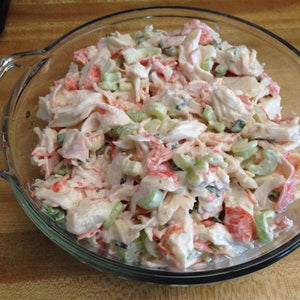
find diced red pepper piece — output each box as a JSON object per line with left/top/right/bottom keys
{"left": 224, "top": 206, "right": 254, "bottom": 241}
{"left": 97, "top": 238, "right": 107, "bottom": 249}
{"left": 111, "top": 48, "right": 123, "bottom": 59}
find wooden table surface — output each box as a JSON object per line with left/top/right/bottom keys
{"left": 0, "top": 1, "right": 299, "bottom": 299}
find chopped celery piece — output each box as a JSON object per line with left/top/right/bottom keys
{"left": 159, "top": 118, "right": 176, "bottom": 134}
{"left": 144, "top": 32, "right": 152, "bottom": 40}
{"left": 134, "top": 26, "right": 153, "bottom": 44}
{"left": 144, "top": 119, "right": 161, "bottom": 133}
{"left": 99, "top": 81, "right": 118, "bottom": 91}
{"left": 203, "top": 107, "right": 225, "bottom": 132}
{"left": 120, "top": 238, "right": 144, "bottom": 264}
{"left": 41, "top": 205, "right": 65, "bottom": 222}
{"left": 174, "top": 186, "right": 188, "bottom": 194}
{"left": 172, "top": 153, "right": 193, "bottom": 170}
{"left": 232, "top": 139, "right": 258, "bottom": 153}
{"left": 214, "top": 122, "right": 225, "bottom": 133}
{"left": 123, "top": 47, "right": 162, "bottom": 64}
{"left": 186, "top": 168, "right": 202, "bottom": 186}
{"left": 203, "top": 106, "right": 215, "bottom": 122}
{"left": 134, "top": 30, "right": 144, "bottom": 42}
{"left": 205, "top": 185, "right": 221, "bottom": 197}
{"left": 102, "top": 71, "right": 121, "bottom": 82}
{"left": 230, "top": 119, "right": 246, "bottom": 133}
{"left": 246, "top": 149, "right": 278, "bottom": 176}
{"left": 215, "top": 62, "right": 228, "bottom": 77}
{"left": 194, "top": 159, "right": 209, "bottom": 171}
{"left": 119, "top": 82, "right": 133, "bottom": 92}
{"left": 255, "top": 210, "right": 275, "bottom": 243}
{"left": 122, "top": 158, "right": 142, "bottom": 177}
{"left": 144, "top": 238, "right": 159, "bottom": 258}
{"left": 232, "top": 139, "right": 258, "bottom": 160}
{"left": 113, "top": 123, "right": 138, "bottom": 139}
{"left": 144, "top": 25, "right": 153, "bottom": 32}
{"left": 138, "top": 189, "right": 164, "bottom": 210}
{"left": 54, "top": 162, "right": 68, "bottom": 176}
{"left": 103, "top": 201, "right": 124, "bottom": 229}
{"left": 143, "top": 25, "right": 154, "bottom": 40}
{"left": 253, "top": 105, "right": 268, "bottom": 123}
{"left": 203, "top": 153, "right": 224, "bottom": 166}
{"left": 54, "top": 168, "right": 67, "bottom": 176}
{"left": 235, "top": 147, "right": 258, "bottom": 160}
{"left": 57, "top": 133, "right": 65, "bottom": 146}
{"left": 201, "top": 57, "right": 214, "bottom": 72}
{"left": 146, "top": 102, "right": 167, "bottom": 120}
{"left": 127, "top": 109, "right": 148, "bottom": 122}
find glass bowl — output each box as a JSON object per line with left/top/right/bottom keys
{"left": 0, "top": 6, "right": 299, "bottom": 285}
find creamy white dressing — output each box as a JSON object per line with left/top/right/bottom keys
{"left": 31, "top": 19, "right": 298, "bottom": 271}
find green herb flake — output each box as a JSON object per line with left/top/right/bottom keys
{"left": 158, "top": 41, "right": 164, "bottom": 48}
{"left": 120, "top": 176, "right": 127, "bottom": 184}
{"left": 115, "top": 241, "right": 128, "bottom": 249}
{"left": 211, "top": 217, "right": 222, "bottom": 224}
{"left": 57, "top": 133, "right": 65, "bottom": 146}
{"left": 41, "top": 205, "right": 65, "bottom": 222}
{"left": 205, "top": 185, "right": 221, "bottom": 197}
{"left": 230, "top": 119, "right": 246, "bottom": 133}
{"left": 175, "top": 98, "right": 189, "bottom": 111}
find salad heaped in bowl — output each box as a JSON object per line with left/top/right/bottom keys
{"left": 30, "top": 19, "right": 299, "bottom": 271}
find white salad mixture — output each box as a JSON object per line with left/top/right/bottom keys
{"left": 31, "top": 20, "right": 300, "bottom": 270}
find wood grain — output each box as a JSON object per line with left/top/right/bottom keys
{"left": 0, "top": 1, "right": 299, "bottom": 299}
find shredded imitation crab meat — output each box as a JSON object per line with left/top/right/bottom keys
{"left": 31, "top": 20, "right": 299, "bottom": 271}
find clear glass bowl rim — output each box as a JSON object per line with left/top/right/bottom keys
{"left": 0, "top": 6, "right": 299, "bottom": 285}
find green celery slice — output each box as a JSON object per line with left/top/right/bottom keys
{"left": 103, "top": 201, "right": 124, "bottom": 229}
{"left": 255, "top": 210, "right": 275, "bottom": 243}
{"left": 247, "top": 149, "right": 278, "bottom": 176}
{"left": 138, "top": 189, "right": 164, "bottom": 210}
